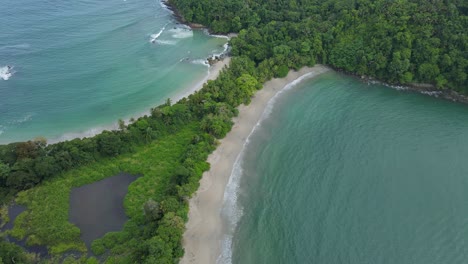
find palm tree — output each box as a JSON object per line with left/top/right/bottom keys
{"left": 145, "top": 127, "right": 153, "bottom": 144}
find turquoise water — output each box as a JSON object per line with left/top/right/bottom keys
{"left": 228, "top": 72, "right": 468, "bottom": 263}
{"left": 0, "top": 0, "right": 226, "bottom": 143}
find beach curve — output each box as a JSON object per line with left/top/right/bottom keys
{"left": 180, "top": 65, "right": 330, "bottom": 264}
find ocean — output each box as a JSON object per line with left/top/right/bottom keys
{"left": 0, "top": 0, "right": 226, "bottom": 143}
{"left": 225, "top": 72, "right": 468, "bottom": 263}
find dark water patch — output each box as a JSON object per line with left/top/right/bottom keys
{"left": 1, "top": 204, "right": 48, "bottom": 256}
{"left": 1, "top": 204, "right": 26, "bottom": 231}
{"left": 5, "top": 236, "right": 49, "bottom": 257}
{"left": 69, "top": 173, "right": 138, "bottom": 248}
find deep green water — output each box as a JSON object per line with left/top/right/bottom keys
{"left": 0, "top": 0, "right": 226, "bottom": 143}
{"left": 225, "top": 72, "right": 468, "bottom": 264}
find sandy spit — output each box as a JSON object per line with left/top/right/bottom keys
{"left": 180, "top": 65, "right": 330, "bottom": 264}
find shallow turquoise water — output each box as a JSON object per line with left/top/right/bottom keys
{"left": 0, "top": 0, "right": 226, "bottom": 143}
{"left": 228, "top": 72, "right": 468, "bottom": 264}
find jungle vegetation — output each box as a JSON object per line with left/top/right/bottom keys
{"left": 0, "top": 0, "right": 466, "bottom": 263}
{"left": 170, "top": 0, "right": 467, "bottom": 91}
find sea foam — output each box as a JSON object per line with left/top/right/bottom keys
{"left": 154, "top": 39, "right": 177, "bottom": 45}
{"left": 0, "top": 65, "right": 14, "bottom": 81}
{"left": 11, "top": 113, "right": 34, "bottom": 125}
{"left": 150, "top": 23, "right": 168, "bottom": 43}
{"left": 191, "top": 59, "right": 210, "bottom": 67}
{"left": 159, "top": 0, "right": 174, "bottom": 14}
{"left": 210, "top": 43, "right": 230, "bottom": 60}
{"left": 169, "top": 27, "right": 193, "bottom": 39}
{"left": 217, "top": 70, "right": 327, "bottom": 264}
{"left": 202, "top": 29, "right": 230, "bottom": 40}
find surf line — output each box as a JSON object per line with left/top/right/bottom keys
{"left": 150, "top": 23, "right": 169, "bottom": 43}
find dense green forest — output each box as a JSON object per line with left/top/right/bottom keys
{"left": 171, "top": 0, "right": 467, "bottom": 91}
{"left": 0, "top": 0, "right": 466, "bottom": 263}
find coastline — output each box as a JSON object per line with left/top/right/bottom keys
{"left": 180, "top": 65, "right": 330, "bottom": 264}
{"left": 172, "top": 57, "right": 231, "bottom": 104}
{"left": 45, "top": 58, "right": 230, "bottom": 144}
{"left": 329, "top": 67, "right": 468, "bottom": 104}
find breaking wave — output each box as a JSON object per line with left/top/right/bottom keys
{"left": 159, "top": 0, "right": 174, "bottom": 14}
{"left": 169, "top": 26, "right": 193, "bottom": 39}
{"left": 150, "top": 23, "right": 169, "bottom": 43}
{"left": 0, "top": 65, "right": 14, "bottom": 81}
{"left": 191, "top": 59, "right": 210, "bottom": 67}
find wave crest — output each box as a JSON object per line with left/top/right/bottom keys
{"left": 150, "top": 23, "right": 169, "bottom": 43}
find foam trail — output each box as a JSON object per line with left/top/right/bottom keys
{"left": 169, "top": 27, "right": 193, "bottom": 39}
{"left": 202, "top": 29, "right": 231, "bottom": 40}
{"left": 191, "top": 59, "right": 210, "bottom": 67}
{"left": 10, "top": 113, "right": 35, "bottom": 125}
{"left": 154, "top": 39, "right": 177, "bottom": 45}
{"left": 0, "top": 65, "right": 14, "bottom": 81}
{"left": 217, "top": 69, "right": 329, "bottom": 264}
{"left": 150, "top": 23, "right": 169, "bottom": 43}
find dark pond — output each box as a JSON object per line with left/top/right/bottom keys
{"left": 69, "top": 173, "right": 138, "bottom": 247}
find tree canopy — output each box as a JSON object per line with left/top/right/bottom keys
{"left": 170, "top": 0, "right": 468, "bottom": 91}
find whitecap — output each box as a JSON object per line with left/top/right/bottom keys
{"left": 159, "top": 0, "right": 174, "bottom": 14}
{"left": 10, "top": 113, "right": 34, "bottom": 125}
{"left": 217, "top": 67, "right": 330, "bottom": 264}
{"left": 149, "top": 23, "right": 169, "bottom": 43}
{"left": 154, "top": 39, "right": 177, "bottom": 45}
{"left": 209, "top": 43, "right": 230, "bottom": 60}
{"left": 0, "top": 65, "right": 14, "bottom": 81}
{"left": 191, "top": 59, "right": 210, "bottom": 67}
{"left": 169, "top": 27, "right": 193, "bottom": 39}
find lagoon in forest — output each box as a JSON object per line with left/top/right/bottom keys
{"left": 69, "top": 173, "right": 138, "bottom": 248}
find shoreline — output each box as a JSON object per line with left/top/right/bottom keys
{"left": 329, "top": 67, "right": 468, "bottom": 104}
{"left": 42, "top": 58, "right": 230, "bottom": 145}
{"left": 180, "top": 65, "right": 330, "bottom": 264}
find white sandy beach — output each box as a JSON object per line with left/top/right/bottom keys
{"left": 180, "top": 65, "right": 330, "bottom": 264}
